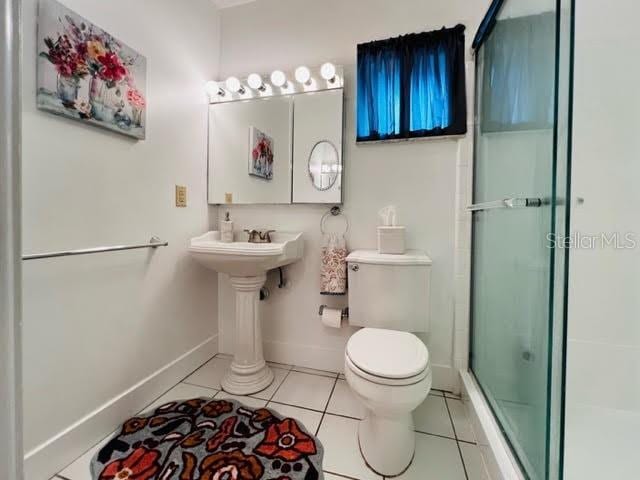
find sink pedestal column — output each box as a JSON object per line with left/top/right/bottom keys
{"left": 221, "top": 273, "right": 274, "bottom": 395}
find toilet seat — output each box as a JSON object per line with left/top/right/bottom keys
{"left": 346, "top": 355, "right": 429, "bottom": 386}
{"left": 346, "top": 328, "right": 430, "bottom": 386}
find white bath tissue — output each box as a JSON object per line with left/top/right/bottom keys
{"left": 378, "top": 205, "right": 397, "bottom": 226}
{"left": 321, "top": 307, "right": 343, "bottom": 328}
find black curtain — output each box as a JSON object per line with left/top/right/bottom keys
{"left": 357, "top": 24, "right": 467, "bottom": 142}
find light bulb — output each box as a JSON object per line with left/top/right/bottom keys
{"left": 320, "top": 62, "right": 337, "bottom": 82}
{"left": 295, "top": 66, "right": 311, "bottom": 84}
{"left": 225, "top": 76, "right": 245, "bottom": 94}
{"left": 270, "top": 70, "right": 287, "bottom": 87}
{"left": 247, "top": 73, "right": 265, "bottom": 91}
{"left": 206, "top": 81, "right": 225, "bottom": 97}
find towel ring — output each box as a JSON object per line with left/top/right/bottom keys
{"left": 320, "top": 206, "right": 349, "bottom": 236}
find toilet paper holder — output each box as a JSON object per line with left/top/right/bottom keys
{"left": 318, "top": 305, "right": 349, "bottom": 319}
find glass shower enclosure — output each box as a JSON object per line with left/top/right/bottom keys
{"left": 470, "top": 0, "right": 573, "bottom": 478}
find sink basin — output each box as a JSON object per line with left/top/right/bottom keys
{"left": 189, "top": 231, "right": 303, "bottom": 276}
{"left": 188, "top": 230, "right": 303, "bottom": 395}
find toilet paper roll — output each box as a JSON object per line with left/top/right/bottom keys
{"left": 321, "top": 307, "right": 343, "bottom": 328}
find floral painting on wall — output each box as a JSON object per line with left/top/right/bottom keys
{"left": 249, "top": 126, "right": 274, "bottom": 180}
{"left": 37, "top": 0, "right": 147, "bottom": 139}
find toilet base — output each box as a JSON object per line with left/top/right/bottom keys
{"left": 358, "top": 410, "right": 416, "bottom": 477}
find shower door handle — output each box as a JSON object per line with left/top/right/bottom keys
{"left": 467, "top": 197, "right": 543, "bottom": 212}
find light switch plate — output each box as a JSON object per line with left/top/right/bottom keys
{"left": 175, "top": 185, "right": 187, "bottom": 207}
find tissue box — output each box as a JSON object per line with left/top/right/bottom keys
{"left": 377, "top": 226, "right": 406, "bottom": 254}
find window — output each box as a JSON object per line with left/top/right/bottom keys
{"left": 356, "top": 24, "right": 467, "bottom": 142}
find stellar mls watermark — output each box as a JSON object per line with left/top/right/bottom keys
{"left": 547, "top": 232, "right": 638, "bottom": 249}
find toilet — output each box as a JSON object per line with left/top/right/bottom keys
{"left": 344, "top": 249, "right": 432, "bottom": 477}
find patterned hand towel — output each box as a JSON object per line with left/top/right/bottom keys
{"left": 320, "top": 233, "right": 347, "bottom": 295}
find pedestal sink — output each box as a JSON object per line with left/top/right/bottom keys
{"left": 189, "top": 231, "right": 303, "bottom": 395}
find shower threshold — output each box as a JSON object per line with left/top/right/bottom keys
{"left": 460, "top": 371, "right": 527, "bottom": 480}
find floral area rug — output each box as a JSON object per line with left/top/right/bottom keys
{"left": 90, "top": 397, "right": 323, "bottom": 480}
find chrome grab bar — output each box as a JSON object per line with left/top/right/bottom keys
{"left": 22, "top": 236, "right": 168, "bottom": 261}
{"left": 467, "top": 197, "right": 543, "bottom": 212}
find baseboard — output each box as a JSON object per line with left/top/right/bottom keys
{"left": 260, "top": 339, "right": 455, "bottom": 391}
{"left": 460, "top": 370, "right": 525, "bottom": 480}
{"left": 262, "top": 339, "right": 345, "bottom": 373}
{"left": 431, "top": 364, "right": 455, "bottom": 392}
{"left": 24, "top": 335, "right": 218, "bottom": 480}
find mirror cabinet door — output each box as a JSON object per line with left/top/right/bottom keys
{"left": 308, "top": 141, "right": 340, "bottom": 190}
{"left": 292, "top": 89, "right": 343, "bottom": 203}
{"left": 208, "top": 88, "right": 343, "bottom": 205}
{"left": 208, "top": 96, "right": 293, "bottom": 205}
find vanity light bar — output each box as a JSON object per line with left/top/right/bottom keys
{"left": 206, "top": 63, "right": 343, "bottom": 103}
{"left": 205, "top": 81, "right": 226, "bottom": 97}
{"left": 294, "top": 66, "right": 312, "bottom": 85}
{"left": 247, "top": 73, "right": 266, "bottom": 91}
{"left": 270, "top": 70, "right": 287, "bottom": 87}
{"left": 225, "top": 76, "right": 245, "bottom": 94}
{"left": 321, "top": 62, "right": 337, "bottom": 83}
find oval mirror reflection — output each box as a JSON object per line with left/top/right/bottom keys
{"left": 308, "top": 141, "right": 340, "bottom": 191}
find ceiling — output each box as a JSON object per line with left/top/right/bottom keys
{"left": 212, "top": 0, "right": 259, "bottom": 9}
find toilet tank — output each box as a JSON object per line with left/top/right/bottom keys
{"left": 346, "top": 249, "right": 432, "bottom": 333}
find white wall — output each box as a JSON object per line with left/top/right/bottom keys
{"left": 216, "top": 0, "right": 487, "bottom": 389}
{"left": 564, "top": 0, "right": 640, "bottom": 478}
{"left": 21, "top": 0, "right": 221, "bottom": 477}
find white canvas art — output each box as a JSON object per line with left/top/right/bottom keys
{"left": 37, "top": 0, "right": 147, "bottom": 139}
{"left": 248, "top": 126, "right": 274, "bottom": 180}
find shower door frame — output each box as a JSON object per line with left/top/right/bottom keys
{"left": 0, "top": 0, "right": 23, "bottom": 479}
{"left": 469, "top": 0, "right": 574, "bottom": 478}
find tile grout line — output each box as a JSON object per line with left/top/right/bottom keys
{"left": 414, "top": 429, "right": 466, "bottom": 444}
{"left": 179, "top": 380, "right": 220, "bottom": 394}
{"left": 444, "top": 395, "right": 469, "bottom": 480}
{"left": 314, "top": 373, "right": 340, "bottom": 436}
{"left": 55, "top": 436, "right": 105, "bottom": 478}
{"left": 267, "top": 361, "right": 294, "bottom": 371}
{"left": 320, "top": 410, "right": 360, "bottom": 422}
{"left": 178, "top": 352, "right": 221, "bottom": 384}
{"left": 456, "top": 438, "right": 477, "bottom": 446}
{"left": 267, "top": 367, "right": 293, "bottom": 402}
{"left": 292, "top": 366, "right": 339, "bottom": 379}
{"left": 323, "top": 469, "right": 361, "bottom": 480}
{"left": 287, "top": 369, "right": 340, "bottom": 380}
{"left": 443, "top": 395, "right": 459, "bottom": 440}
{"left": 267, "top": 399, "right": 345, "bottom": 417}
{"left": 246, "top": 366, "right": 293, "bottom": 402}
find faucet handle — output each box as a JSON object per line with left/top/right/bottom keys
{"left": 243, "top": 229, "right": 257, "bottom": 242}
{"left": 243, "top": 229, "right": 274, "bottom": 243}
{"left": 262, "top": 230, "right": 276, "bottom": 242}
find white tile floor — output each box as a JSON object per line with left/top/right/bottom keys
{"left": 54, "top": 354, "right": 489, "bottom": 480}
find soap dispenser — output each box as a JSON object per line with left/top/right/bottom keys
{"left": 221, "top": 211, "right": 234, "bottom": 243}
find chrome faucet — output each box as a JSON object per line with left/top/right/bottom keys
{"left": 244, "top": 229, "right": 275, "bottom": 243}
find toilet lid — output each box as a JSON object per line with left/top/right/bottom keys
{"left": 346, "top": 328, "right": 429, "bottom": 379}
